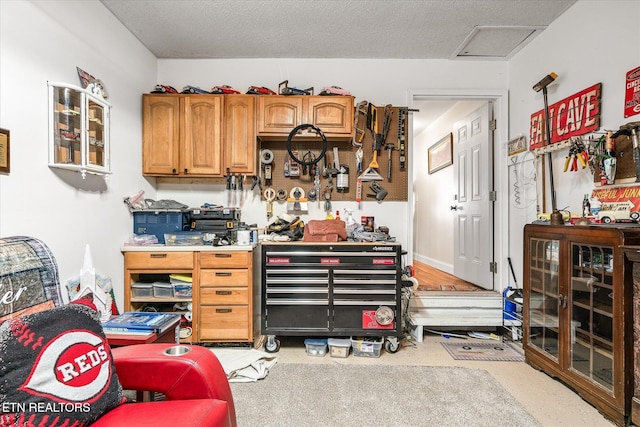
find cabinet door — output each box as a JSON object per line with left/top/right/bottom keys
{"left": 308, "top": 96, "right": 354, "bottom": 135}
{"left": 570, "top": 243, "right": 616, "bottom": 392}
{"left": 181, "top": 95, "right": 223, "bottom": 176}
{"left": 525, "top": 236, "right": 562, "bottom": 361}
{"left": 257, "top": 96, "right": 304, "bottom": 134}
{"left": 224, "top": 95, "right": 256, "bottom": 174}
{"left": 142, "top": 95, "right": 180, "bottom": 175}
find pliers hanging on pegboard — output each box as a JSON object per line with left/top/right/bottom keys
{"left": 564, "top": 138, "right": 589, "bottom": 172}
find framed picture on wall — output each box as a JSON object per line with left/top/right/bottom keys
{"left": 0, "top": 128, "right": 9, "bottom": 174}
{"left": 428, "top": 133, "right": 453, "bottom": 174}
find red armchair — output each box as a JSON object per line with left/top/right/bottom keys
{"left": 94, "top": 344, "right": 237, "bottom": 427}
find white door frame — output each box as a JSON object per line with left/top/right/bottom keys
{"left": 407, "top": 88, "right": 509, "bottom": 292}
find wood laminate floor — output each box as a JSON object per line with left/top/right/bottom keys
{"left": 412, "top": 260, "right": 483, "bottom": 291}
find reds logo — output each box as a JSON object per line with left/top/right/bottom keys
{"left": 20, "top": 330, "right": 112, "bottom": 403}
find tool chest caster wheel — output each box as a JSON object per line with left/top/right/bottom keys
{"left": 385, "top": 337, "right": 400, "bottom": 354}
{"left": 265, "top": 335, "right": 280, "bottom": 353}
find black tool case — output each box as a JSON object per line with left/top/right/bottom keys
{"left": 259, "top": 242, "right": 403, "bottom": 353}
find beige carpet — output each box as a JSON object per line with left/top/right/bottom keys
{"left": 230, "top": 363, "right": 541, "bottom": 426}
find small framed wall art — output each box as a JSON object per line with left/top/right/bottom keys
{"left": 0, "top": 128, "right": 9, "bottom": 174}
{"left": 428, "top": 132, "right": 453, "bottom": 174}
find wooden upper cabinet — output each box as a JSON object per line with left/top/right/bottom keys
{"left": 142, "top": 95, "right": 180, "bottom": 175}
{"left": 181, "top": 96, "right": 223, "bottom": 176}
{"left": 142, "top": 94, "right": 223, "bottom": 177}
{"left": 308, "top": 97, "right": 354, "bottom": 135}
{"left": 224, "top": 95, "right": 256, "bottom": 175}
{"left": 257, "top": 95, "right": 354, "bottom": 139}
{"left": 256, "top": 96, "right": 304, "bottom": 134}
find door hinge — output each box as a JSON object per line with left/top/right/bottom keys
{"left": 489, "top": 190, "right": 497, "bottom": 201}
{"left": 489, "top": 261, "right": 497, "bottom": 273}
{"left": 489, "top": 118, "right": 497, "bottom": 131}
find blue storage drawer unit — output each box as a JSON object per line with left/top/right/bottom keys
{"left": 133, "top": 210, "right": 188, "bottom": 243}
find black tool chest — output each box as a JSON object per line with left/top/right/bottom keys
{"left": 259, "top": 242, "right": 403, "bottom": 352}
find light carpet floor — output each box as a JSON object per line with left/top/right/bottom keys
{"left": 230, "top": 363, "right": 542, "bottom": 427}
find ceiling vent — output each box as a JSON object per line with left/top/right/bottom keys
{"left": 452, "top": 26, "right": 547, "bottom": 60}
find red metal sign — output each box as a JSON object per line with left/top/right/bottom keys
{"left": 625, "top": 66, "right": 640, "bottom": 118}
{"left": 530, "top": 83, "right": 602, "bottom": 150}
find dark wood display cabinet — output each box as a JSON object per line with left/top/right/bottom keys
{"left": 524, "top": 223, "right": 640, "bottom": 426}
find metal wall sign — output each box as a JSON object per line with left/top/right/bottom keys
{"left": 529, "top": 83, "right": 602, "bottom": 151}
{"left": 625, "top": 66, "right": 640, "bottom": 118}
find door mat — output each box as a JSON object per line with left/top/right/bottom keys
{"left": 441, "top": 341, "right": 525, "bottom": 362}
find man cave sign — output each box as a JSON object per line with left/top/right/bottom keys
{"left": 0, "top": 300, "right": 123, "bottom": 426}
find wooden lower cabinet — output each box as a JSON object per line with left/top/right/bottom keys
{"left": 122, "top": 248, "right": 254, "bottom": 345}
{"left": 524, "top": 224, "right": 640, "bottom": 426}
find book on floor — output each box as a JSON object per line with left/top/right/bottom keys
{"left": 102, "top": 311, "right": 180, "bottom": 334}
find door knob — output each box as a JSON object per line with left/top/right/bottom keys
{"left": 450, "top": 205, "right": 461, "bottom": 211}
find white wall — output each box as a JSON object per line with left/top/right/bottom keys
{"left": 0, "top": 1, "right": 157, "bottom": 308}
{"left": 156, "top": 59, "right": 509, "bottom": 251}
{"left": 506, "top": 0, "right": 640, "bottom": 286}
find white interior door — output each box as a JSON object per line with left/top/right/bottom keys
{"left": 452, "top": 102, "right": 494, "bottom": 290}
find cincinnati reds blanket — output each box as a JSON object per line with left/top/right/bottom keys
{"left": 0, "top": 299, "right": 123, "bottom": 426}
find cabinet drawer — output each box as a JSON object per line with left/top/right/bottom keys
{"left": 125, "top": 252, "right": 194, "bottom": 269}
{"left": 200, "top": 251, "right": 250, "bottom": 268}
{"left": 199, "top": 306, "right": 250, "bottom": 340}
{"left": 200, "top": 287, "right": 248, "bottom": 305}
{"left": 201, "top": 269, "right": 250, "bottom": 286}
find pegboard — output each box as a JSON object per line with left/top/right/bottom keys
{"left": 592, "top": 133, "right": 637, "bottom": 185}
{"left": 258, "top": 104, "right": 410, "bottom": 202}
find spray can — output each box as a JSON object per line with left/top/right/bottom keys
{"left": 337, "top": 165, "right": 349, "bottom": 192}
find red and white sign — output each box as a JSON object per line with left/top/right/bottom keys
{"left": 267, "top": 257, "right": 290, "bottom": 264}
{"left": 320, "top": 258, "right": 340, "bottom": 264}
{"left": 592, "top": 186, "right": 640, "bottom": 213}
{"left": 372, "top": 259, "right": 394, "bottom": 265}
{"left": 625, "top": 66, "right": 640, "bottom": 118}
{"left": 530, "top": 83, "right": 602, "bottom": 150}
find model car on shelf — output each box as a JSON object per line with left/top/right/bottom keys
{"left": 210, "top": 85, "right": 240, "bottom": 94}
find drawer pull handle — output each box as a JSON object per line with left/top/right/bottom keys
{"left": 215, "top": 253, "right": 232, "bottom": 258}
{"left": 150, "top": 253, "right": 168, "bottom": 258}
{"left": 216, "top": 308, "right": 232, "bottom": 313}
{"left": 215, "top": 272, "right": 233, "bottom": 276}
{"left": 216, "top": 290, "right": 232, "bottom": 295}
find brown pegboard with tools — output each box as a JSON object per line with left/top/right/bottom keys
{"left": 591, "top": 122, "right": 640, "bottom": 185}
{"left": 258, "top": 103, "right": 410, "bottom": 203}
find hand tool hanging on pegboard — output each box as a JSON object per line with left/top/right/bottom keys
{"left": 397, "top": 108, "right": 407, "bottom": 170}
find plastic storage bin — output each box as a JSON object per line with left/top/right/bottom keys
{"left": 304, "top": 338, "right": 328, "bottom": 356}
{"left": 133, "top": 211, "right": 188, "bottom": 244}
{"left": 131, "top": 283, "right": 153, "bottom": 298}
{"left": 153, "top": 282, "right": 174, "bottom": 298}
{"left": 351, "top": 336, "right": 383, "bottom": 358}
{"left": 172, "top": 284, "right": 192, "bottom": 298}
{"left": 164, "top": 232, "right": 204, "bottom": 246}
{"left": 328, "top": 338, "right": 351, "bottom": 358}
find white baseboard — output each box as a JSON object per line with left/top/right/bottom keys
{"left": 412, "top": 253, "right": 453, "bottom": 275}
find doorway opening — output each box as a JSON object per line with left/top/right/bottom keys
{"left": 408, "top": 89, "right": 509, "bottom": 293}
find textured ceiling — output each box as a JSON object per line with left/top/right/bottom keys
{"left": 101, "top": 0, "right": 576, "bottom": 60}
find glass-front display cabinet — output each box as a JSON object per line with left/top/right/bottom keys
{"left": 523, "top": 223, "right": 640, "bottom": 426}
{"left": 48, "top": 82, "right": 110, "bottom": 178}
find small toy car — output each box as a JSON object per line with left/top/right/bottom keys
{"left": 319, "top": 86, "right": 352, "bottom": 96}
{"left": 536, "top": 211, "right": 573, "bottom": 222}
{"left": 181, "top": 86, "right": 210, "bottom": 94}
{"left": 246, "top": 86, "right": 276, "bottom": 95}
{"left": 278, "top": 80, "right": 313, "bottom": 96}
{"left": 150, "top": 85, "right": 178, "bottom": 94}
{"left": 210, "top": 85, "right": 240, "bottom": 94}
